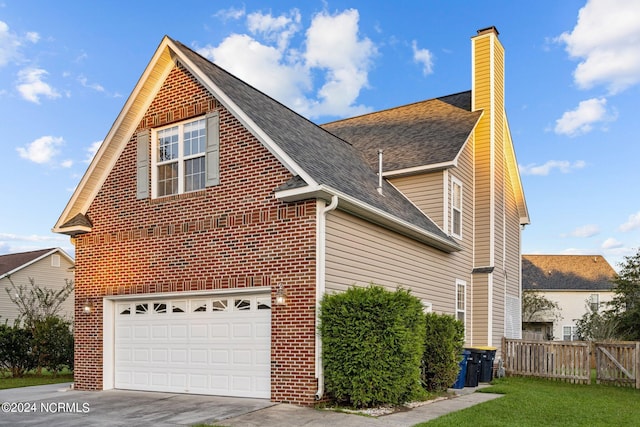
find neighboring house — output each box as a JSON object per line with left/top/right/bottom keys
{"left": 522, "top": 255, "right": 616, "bottom": 341}
{"left": 53, "top": 27, "right": 528, "bottom": 404}
{"left": 0, "top": 248, "right": 75, "bottom": 324}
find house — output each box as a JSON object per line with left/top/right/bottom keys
{"left": 0, "top": 248, "right": 75, "bottom": 324}
{"left": 522, "top": 255, "right": 616, "bottom": 341}
{"left": 53, "top": 26, "right": 528, "bottom": 404}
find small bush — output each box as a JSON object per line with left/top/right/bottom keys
{"left": 0, "top": 322, "right": 37, "bottom": 377}
{"left": 421, "top": 313, "right": 465, "bottom": 391}
{"left": 319, "top": 285, "right": 426, "bottom": 407}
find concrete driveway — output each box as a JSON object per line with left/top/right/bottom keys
{"left": 0, "top": 383, "right": 274, "bottom": 426}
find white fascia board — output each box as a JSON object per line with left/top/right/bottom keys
{"left": 382, "top": 161, "right": 455, "bottom": 178}
{"left": 168, "top": 39, "right": 317, "bottom": 188}
{"left": 54, "top": 37, "right": 174, "bottom": 232}
{"left": 275, "top": 185, "right": 461, "bottom": 253}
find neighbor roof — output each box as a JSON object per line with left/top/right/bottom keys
{"left": 0, "top": 248, "right": 73, "bottom": 279}
{"left": 522, "top": 255, "right": 616, "bottom": 291}
{"left": 321, "top": 91, "right": 482, "bottom": 173}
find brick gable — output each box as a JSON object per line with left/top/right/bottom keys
{"left": 73, "top": 63, "right": 319, "bottom": 404}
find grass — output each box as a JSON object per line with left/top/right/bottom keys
{"left": 417, "top": 375, "right": 640, "bottom": 427}
{"left": 0, "top": 369, "right": 73, "bottom": 390}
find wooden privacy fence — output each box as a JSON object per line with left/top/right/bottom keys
{"left": 502, "top": 338, "right": 590, "bottom": 384}
{"left": 503, "top": 338, "right": 640, "bottom": 389}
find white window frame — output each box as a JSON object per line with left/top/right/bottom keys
{"left": 451, "top": 177, "right": 463, "bottom": 239}
{"left": 151, "top": 117, "right": 206, "bottom": 198}
{"left": 563, "top": 325, "right": 577, "bottom": 341}
{"left": 51, "top": 254, "right": 61, "bottom": 267}
{"left": 590, "top": 294, "right": 600, "bottom": 312}
{"left": 456, "top": 279, "right": 466, "bottom": 333}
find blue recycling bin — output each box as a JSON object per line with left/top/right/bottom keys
{"left": 452, "top": 349, "right": 471, "bottom": 389}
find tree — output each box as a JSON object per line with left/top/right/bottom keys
{"left": 607, "top": 248, "right": 640, "bottom": 340}
{"left": 5, "top": 277, "right": 74, "bottom": 329}
{"left": 575, "top": 300, "right": 619, "bottom": 341}
{"left": 522, "top": 291, "right": 561, "bottom": 323}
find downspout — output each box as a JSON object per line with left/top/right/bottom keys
{"left": 316, "top": 195, "right": 338, "bottom": 400}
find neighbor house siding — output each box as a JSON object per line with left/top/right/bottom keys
{"left": 0, "top": 254, "right": 74, "bottom": 324}
{"left": 73, "top": 63, "right": 319, "bottom": 405}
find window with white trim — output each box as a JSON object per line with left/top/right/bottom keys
{"left": 563, "top": 325, "right": 578, "bottom": 341}
{"left": 451, "top": 178, "right": 463, "bottom": 238}
{"left": 590, "top": 294, "right": 600, "bottom": 312}
{"left": 147, "top": 112, "right": 220, "bottom": 199}
{"left": 456, "top": 280, "right": 466, "bottom": 330}
{"left": 51, "top": 254, "right": 60, "bottom": 267}
{"left": 155, "top": 118, "right": 205, "bottom": 196}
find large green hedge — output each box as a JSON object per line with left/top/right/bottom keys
{"left": 319, "top": 285, "right": 426, "bottom": 407}
{"left": 421, "top": 312, "right": 465, "bottom": 391}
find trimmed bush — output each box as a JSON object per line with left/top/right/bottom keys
{"left": 33, "top": 316, "right": 74, "bottom": 375}
{"left": 0, "top": 322, "right": 37, "bottom": 377}
{"left": 319, "top": 285, "right": 426, "bottom": 407}
{"left": 421, "top": 313, "right": 465, "bottom": 391}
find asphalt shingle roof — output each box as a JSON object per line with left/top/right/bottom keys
{"left": 321, "top": 91, "right": 481, "bottom": 172}
{"left": 522, "top": 255, "right": 616, "bottom": 291}
{"left": 173, "top": 39, "right": 455, "bottom": 246}
{"left": 0, "top": 248, "right": 56, "bottom": 277}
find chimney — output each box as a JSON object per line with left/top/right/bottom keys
{"left": 471, "top": 26, "right": 505, "bottom": 267}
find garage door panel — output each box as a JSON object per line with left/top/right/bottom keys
{"left": 114, "top": 293, "right": 270, "bottom": 398}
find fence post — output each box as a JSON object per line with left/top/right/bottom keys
{"left": 636, "top": 342, "right": 640, "bottom": 390}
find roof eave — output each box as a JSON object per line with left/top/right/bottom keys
{"left": 275, "top": 185, "right": 461, "bottom": 253}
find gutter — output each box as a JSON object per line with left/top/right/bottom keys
{"left": 315, "top": 195, "right": 338, "bottom": 400}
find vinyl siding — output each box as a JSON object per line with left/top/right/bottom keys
{"left": 390, "top": 172, "right": 445, "bottom": 229}
{"left": 325, "top": 139, "right": 475, "bottom": 341}
{"left": 0, "top": 254, "right": 75, "bottom": 324}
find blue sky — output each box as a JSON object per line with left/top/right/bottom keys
{"left": 1, "top": 0, "right": 639, "bottom": 270}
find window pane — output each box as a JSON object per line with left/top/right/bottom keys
{"left": 453, "top": 182, "right": 461, "bottom": 209}
{"left": 212, "top": 299, "right": 228, "bottom": 312}
{"left": 184, "top": 156, "right": 205, "bottom": 192}
{"left": 257, "top": 297, "right": 271, "bottom": 310}
{"left": 183, "top": 119, "right": 206, "bottom": 156}
{"left": 172, "top": 301, "right": 186, "bottom": 313}
{"left": 158, "top": 163, "right": 178, "bottom": 196}
{"left": 192, "top": 300, "right": 207, "bottom": 312}
{"left": 235, "top": 299, "right": 251, "bottom": 310}
{"left": 135, "top": 303, "right": 148, "bottom": 315}
{"left": 453, "top": 210, "right": 461, "bottom": 236}
{"left": 153, "top": 303, "right": 167, "bottom": 314}
{"left": 158, "top": 126, "right": 179, "bottom": 161}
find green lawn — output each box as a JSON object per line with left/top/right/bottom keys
{"left": 418, "top": 376, "right": 640, "bottom": 427}
{"left": 0, "top": 370, "right": 73, "bottom": 390}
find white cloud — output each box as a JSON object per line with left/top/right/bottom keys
{"left": 215, "top": 6, "right": 245, "bottom": 21}
{"left": 78, "top": 75, "right": 105, "bottom": 92}
{"left": 602, "top": 237, "right": 624, "bottom": 249}
{"left": 570, "top": 224, "right": 600, "bottom": 238}
{"left": 554, "top": 98, "right": 614, "bottom": 136}
{"left": 84, "top": 140, "right": 102, "bottom": 163}
{"left": 412, "top": 40, "right": 434, "bottom": 75}
{"left": 16, "top": 67, "right": 61, "bottom": 103}
{"left": 60, "top": 159, "right": 73, "bottom": 168}
{"left": 16, "top": 135, "right": 64, "bottom": 164}
{"left": 619, "top": 211, "right": 640, "bottom": 232}
{"left": 201, "top": 8, "right": 376, "bottom": 119}
{"left": 0, "top": 20, "right": 21, "bottom": 66}
{"left": 558, "top": 0, "right": 640, "bottom": 93}
{"left": 519, "top": 160, "right": 586, "bottom": 176}
{"left": 0, "top": 21, "right": 39, "bottom": 67}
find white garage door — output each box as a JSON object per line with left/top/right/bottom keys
{"left": 114, "top": 294, "right": 271, "bottom": 398}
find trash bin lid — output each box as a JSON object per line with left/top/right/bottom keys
{"left": 469, "top": 346, "right": 497, "bottom": 351}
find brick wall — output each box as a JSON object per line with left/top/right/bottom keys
{"left": 74, "top": 62, "right": 319, "bottom": 404}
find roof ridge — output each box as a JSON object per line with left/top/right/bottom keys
{"left": 321, "top": 90, "right": 471, "bottom": 127}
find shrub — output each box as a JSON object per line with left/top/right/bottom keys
{"left": 0, "top": 322, "right": 37, "bottom": 377}
{"left": 421, "top": 313, "right": 465, "bottom": 391}
{"left": 319, "top": 285, "right": 426, "bottom": 407}
{"left": 33, "top": 316, "right": 74, "bottom": 375}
